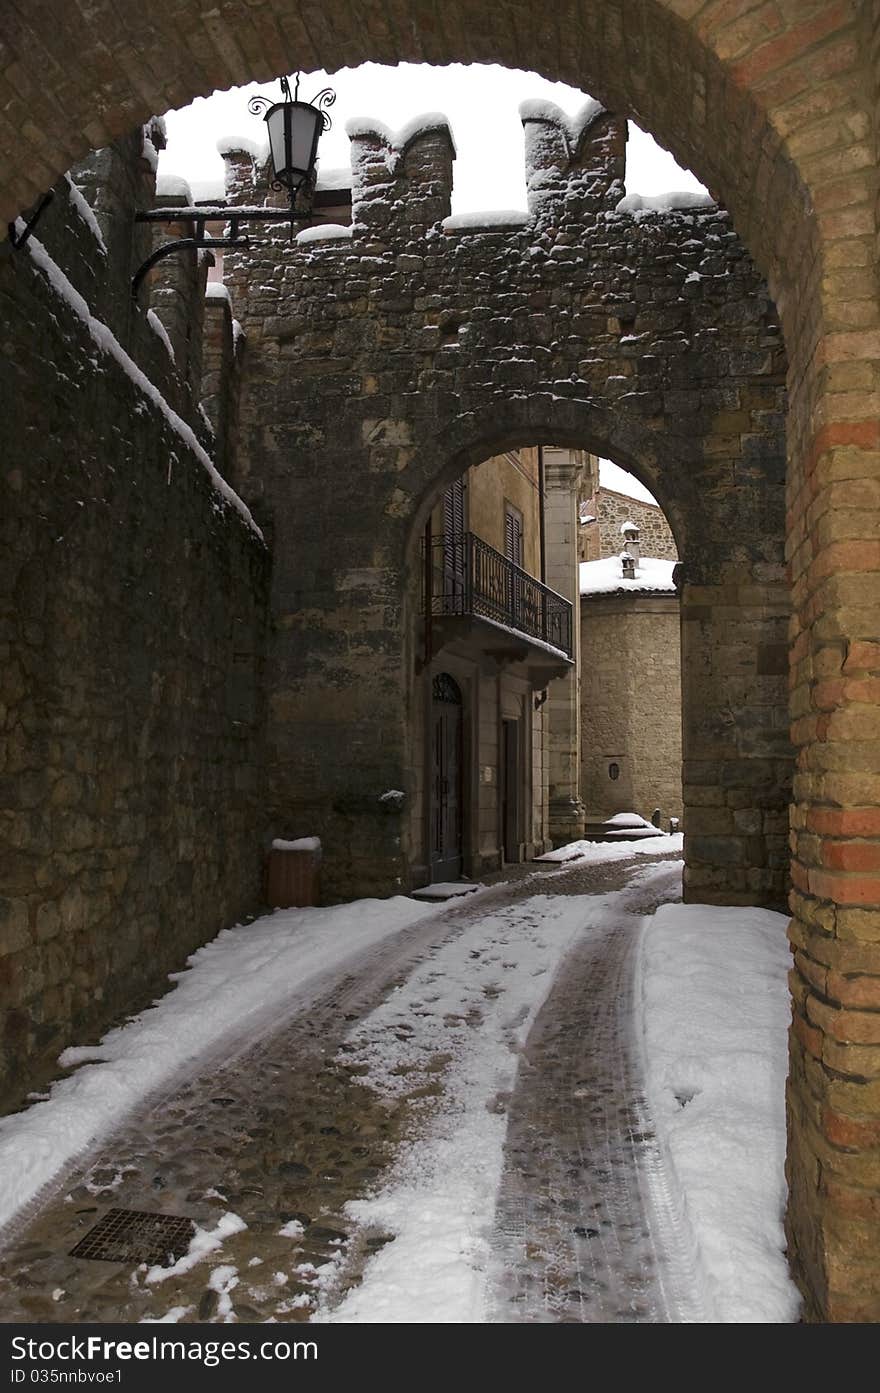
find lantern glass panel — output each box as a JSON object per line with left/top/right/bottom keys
{"left": 265, "top": 101, "right": 321, "bottom": 188}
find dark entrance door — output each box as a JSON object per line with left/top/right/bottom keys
{"left": 502, "top": 718, "right": 521, "bottom": 863}
{"left": 431, "top": 672, "right": 463, "bottom": 881}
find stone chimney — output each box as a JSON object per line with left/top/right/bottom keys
{"left": 621, "top": 519, "right": 640, "bottom": 572}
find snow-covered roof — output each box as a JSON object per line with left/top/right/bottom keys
{"left": 580, "top": 555, "right": 676, "bottom": 597}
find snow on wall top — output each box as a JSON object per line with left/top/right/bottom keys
{"left": 156, "top": 173, "right": 193, "bottom": 202}
{"left": 141, "top": 125, "right": 160, "bottom": 172}
{"left": 295, "top": 223, "right": 353, "bottom": 245}
{"left": 146, "top": 308, "right": 175, "bottom": 361}
{"left": 315, "top": 166, "right": 352, "bottom": 192}
{"left": 580, "top": 556, "right": 676, "bottom": 596}
{"left": 217, "top": 133, "right": 269, "bottom": 162}
{"left": 64, "top": 175, "right": 107, "bottom": 255}
{"left": 616, "top": 190, "right": 716, "bottom": 217}
{"left": 442, "top": 209, "right": 530, "bottom": 232}
{"left": 205, "top": 283, "right": 231, "bottom": 302}
{"left": 345, "top": 111, "right": 457, "bottom": 171}
{"left": 19, "top": 225, "right": 263, "bottom": 543}
{"left": 519, "top": 97, "right": 605, "bottom": 153}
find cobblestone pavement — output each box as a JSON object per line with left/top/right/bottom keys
{"left": 0, "top": 851, "right": 693, "bottom": 1324}
{"left": 489, "top": 864, "right": 707, "bottom": 1322}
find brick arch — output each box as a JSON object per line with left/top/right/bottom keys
{"left": 1, "top": 0, "right": 878, "bottom": 1326}
{"left": 0, "top": 3, "right": 868, "bottom": 315}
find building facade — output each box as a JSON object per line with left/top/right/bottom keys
{"left": 411, "top": 447, "right": 581, "bottom": 884}
{"left": 579, "top": 487, "right": 683, "bottom": 829}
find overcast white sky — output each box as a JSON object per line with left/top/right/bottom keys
{"left": 159, "top": 62, "right": 704, "bottom": 211}
{"left": 159, "top": 63, "right": 687, "bottom": 503}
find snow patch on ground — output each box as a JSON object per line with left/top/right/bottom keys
{"left": 144, "top": 1213, "right": 246, "bottom": 1286}
{"left": 0, "top": 896, "right": 436, "bottom": 1234}
{"left": 535, "top": 833, "right": 682, "bottom": 864}
{"left": 315, "top": 894, "right": 593, "bottom": 1323}
{"left": 640, "top": 902, "right": 800, "bottom": 1322}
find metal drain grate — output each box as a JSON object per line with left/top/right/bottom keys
{"left": 70, "top": 1208, "right": 195, "bottom": 1266}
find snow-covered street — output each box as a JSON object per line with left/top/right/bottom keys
{"left": 0, "top": 846, "right": 799, "bottom": 1323}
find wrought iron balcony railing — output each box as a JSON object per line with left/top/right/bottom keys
{"left": 422, "top": 531, "right": 573, "bottom": 659}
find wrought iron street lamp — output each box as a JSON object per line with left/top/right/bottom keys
{"left": 130, "top": 73, "right": 335, "bottom": 298}
{"left": 248, "top": 74, "right": 335, "bottom": 215}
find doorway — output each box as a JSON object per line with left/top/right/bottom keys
{"left": 502, "top": 718, "right": 521, "bottom": 863}
{"left": 430, "top": 672, "right": 464, "bottom": 881}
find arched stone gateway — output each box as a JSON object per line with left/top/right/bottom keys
{"left": 222, "top": 107, "right": 790, "bottom": 913}
{"left": 0, "top": 0, "right": 878, "bottom": 1324}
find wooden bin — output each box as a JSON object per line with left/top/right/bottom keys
{"left": 266, "top": 844, "right": 321, "bottom": 907}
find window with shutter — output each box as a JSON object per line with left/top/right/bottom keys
{"left": 442, "top": 477, "right": 467, "bottom": 610}
{"left": 505, "top": 503, "right": 524, "bottom": 568}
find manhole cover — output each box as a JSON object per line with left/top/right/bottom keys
{"left": 70, "top": 1208, "right": 195, "bottom": 1266}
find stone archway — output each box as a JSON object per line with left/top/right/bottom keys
{"left": 0, "top": 0, "right": 878, "bottom": 1323}
{"left": 224, "top": 111, "right": 791, "bottom": 913}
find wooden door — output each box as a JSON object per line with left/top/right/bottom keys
{"left": 431, "top": 673, "right": 463, "bottom": 881}
{"left": 502, "top": 717, "right": 521, "bottom": 862}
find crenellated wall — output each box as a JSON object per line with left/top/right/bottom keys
{"left": 0, "top": 133, "right": 269, "bottom": 1108}
{"left": 222, "top": 101, "right": 791, "bottom": 908}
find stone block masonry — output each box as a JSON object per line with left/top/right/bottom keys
{"left": 581, "top": 488, "right": 679, "bottom": 564}
{"left": 580, "top": 593, "right": 683, "bottom": 827}
{"left": 0, "top": 144, "right": 270, "bottom": 1109}
{"left": 224, "top": 101, "right": 791, "bottom": 909}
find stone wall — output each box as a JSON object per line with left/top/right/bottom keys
{"left": 580, "top": 594, "right": 683, "bottom": 826}
{"left": 0, "top": 142, "right": 269, "bottom": 1107}
{"left": 223, "top": 102, "right": 790, "bottom": 908}
{"left": 581, "top": 488, "right": 679, "bottom": 563}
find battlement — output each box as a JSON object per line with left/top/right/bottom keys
{"left": 519, "top": 99, "right": 626, "bottom": 217}
{"left": 219, "top": 103, "right": 716, "bottom": 252}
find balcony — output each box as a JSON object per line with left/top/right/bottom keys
{"left": 422, "top": 531, "right": 574, "bottom": 684}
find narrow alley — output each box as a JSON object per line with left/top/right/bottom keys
{"left": 0, "top": 850, "right": 712, "bottom": 1325}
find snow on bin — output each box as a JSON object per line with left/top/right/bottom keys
{"left": 266, "top": 836, "right": 322, "bottom": 908}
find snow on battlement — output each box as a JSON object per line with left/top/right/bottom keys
{"left": 520, "top": 99, "right": 627, "bottom": 217}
